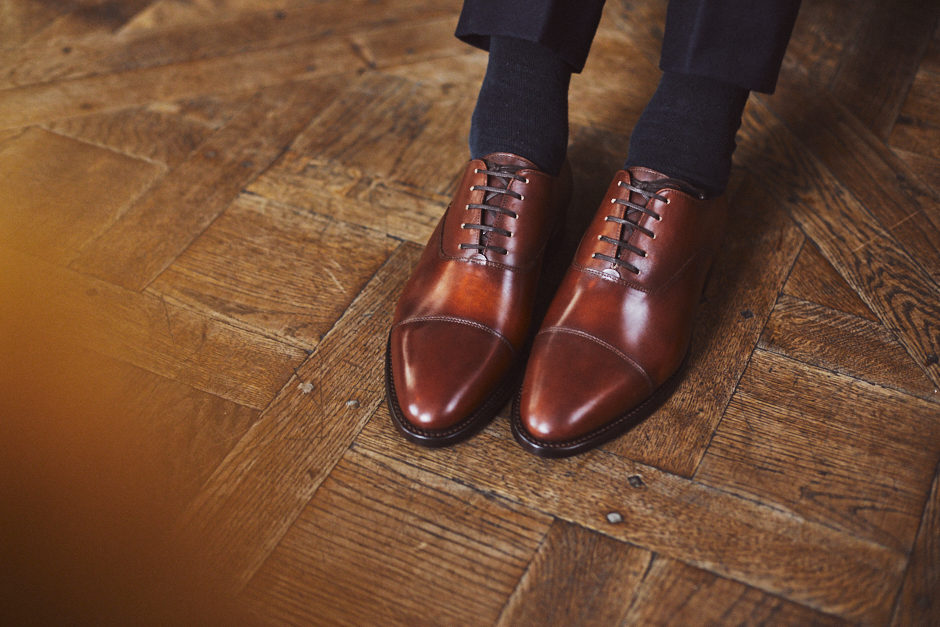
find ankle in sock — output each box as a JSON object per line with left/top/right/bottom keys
{"left": 625, "top": 71, "right": 749, "bottom": 198}
{"left": 469, "top": 36, "right": 572, "bottom": 176}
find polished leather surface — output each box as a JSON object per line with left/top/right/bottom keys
{"left": 389, "top": 153, "right": 570, "bottom": 436}
{"left": 517, "top": 167, "right": 728, "bottom": 447}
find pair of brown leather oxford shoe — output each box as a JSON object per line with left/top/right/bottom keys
{"left": 385, "top": 152, "right": 727, "bottom": 457}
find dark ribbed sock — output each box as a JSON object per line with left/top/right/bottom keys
{"left": 469, "top": 36, "right": 572, "bottom": 176}
{"left": 625, "top": 71, "right": 749, "bottom": 198}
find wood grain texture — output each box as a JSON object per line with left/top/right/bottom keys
{"left": 0, "top": 0, "right": 74, "bottom": 50}
{"left": 569, "top": 18, "right": 661, "bottom": 136}
{"left": 760, "top": 295, "right": 938, "bottom": 401}
{"left": 493, "top": 520, "right": 651, "bottom": 627}
{"left": 247, "top": 154, "right": 451, "bottom": 245}
{"left": 604, "top": 176, "right": 803, "bottom": 476}
{"left": 0, "top": 37, "right": 361, "bottom": 129}
{"left": 738, "top": 96, "right": 940, "bottom": 388}
{"left": 183, "top": 242, "right": 422, "bottom": 593}
{"left": 623, "top": 556, "right": 855, "bottom": 627}
{"left": 894, "top": 148, "right": 940, "bottom": 200}
{"left": 350, "top": 15, "right": 468, "bottom": 71}
{"left": 784, "top": 241, "right": 877, "bottom": 321}
{"left": 830, "top": 0, "right": 940, "bottom": 138}
{"left": 285, "top": 72, "right": 474, "bottom": 196}
{"left": 43, "top": 104, "right": 215, "bottom": 168}
{"left": 891, "top": 460, "right": 940, "bottom": 627}
{"left": 0, "top": 0, "right": 459, "bottom": 90}
{"left": 150, "top": 194, "right": 394, "bottom": 349}
{"left": 698, "top": 350, "right": 940, "bottom": 553}
{"left": 355, "top": 407, "right": 905, "bottom": 625}
{"left": 242, "top": 447, "right": 551, "bottom": 627}
{"left": 72, "top": 79, "right": 344, "bottom": 291}
{"left": 0, "top": 247, "right": 306, "bottom": 411}
{"left": 760, "top": 69, "right": 940, "bottom": 288}
{"left": 890, "top": 65, "right": 940, "bottom": 160}
{"left": 0, "top": 126, "right": 162, "bottom": 264}
{"left": 783, "top": 0, "right": 875, "bottom": 87}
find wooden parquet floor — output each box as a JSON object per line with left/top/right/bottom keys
{"left": 2, "top": 1, "right": 940, "bottom": 625}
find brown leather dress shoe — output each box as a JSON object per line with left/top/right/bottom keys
{"left": 512, "top": 167, "right": 728, "bottom": 457}
{"left": 386, "top": 153, "right": 571, "bottom": 447}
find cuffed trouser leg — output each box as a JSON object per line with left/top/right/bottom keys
{"left": 456, "top": 0, "right": 803, "bottom": 92}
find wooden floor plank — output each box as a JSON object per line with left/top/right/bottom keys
{"left": 0, "top": 0, "right": 75, "bottom": 50}
{"left": 355, "top": 407, "right": 905, "bottom": 625}
{"left": 830, "top": 0, "right": 940, "bottom": 138}
{"left": 150, "top": 194, "right": 395, "bottom": 349}
{"left": 283, "top": 72, "right": 472, "bottom": 196}
{"left": 783, "top": 0, "right": 875, "bottom": 88}
{"left": 249, "top": 71, "right": 477, "bottom": 242}
{"left": 0, "top": 126, "right": 163, "bottom": 265}
{"left": 71, "top": 78, "right": 344, "bottom": 291}
{"left": 894, "top": 148, "right": 940, "bottom": 200}
{"left": 891, "top": 459, "right": 940, "bottom": 627}
{"left": 697, "top": 349, "right": 940, "bottom": 553}
{"left": 0, "top": 247, "right": 306, "bottom": 411}
{"left": 890, "top": 65, "right": 940, "bottom": 161}
{"left": 493, "top": 520, "right": 652, "bottom": 627}
{"left": 183, "top": 242, "right": 422, "bottom": 593}
{"left": 31, "top": 0, "right": 154, "bottom": 43}
{"left": 247, "top": 154, "right": 451, "bottom": 245}
{"left": 738, "top": 96, "right": 940, "bottom": 389}
{"left": 569, "top": 18, "right": 661, "bottom": 137}
{"left": 351, "top": 15, "right": 468, "bottom": 71}
{"left": 760, "top": 295, "right": 938, "bottom": 401}
{"left": 623, "top": 556, "right": 855, "bottom": 627}
{"left": 43, "top": 104, "right": 215, "bottom": 168}
{"left": 241, "top": 447, "right": 550, "bottom": 627}
{"left": 761, "top": 68, "right": 940, "bottom": 288}
{"left": 0, "top": 37, "right": 362, "bottom": 130}
{"left": 784, "top": 241, "right": 878, "bottom": 321}
{"left": 604, "top": 175, "right": 803, "bottom": 476}
{"left": 0, "top": 0, "right": 458, "bottom": 91}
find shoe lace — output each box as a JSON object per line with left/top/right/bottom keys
{"left": 459, "top": 160, "right": 528, "bottom": 256}
{"left": 592, "top": 176, "right": 704, "bottom": 275}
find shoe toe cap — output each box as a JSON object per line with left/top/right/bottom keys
{"left": 390, "top": 319, "right": 515, "bottom": 432}
{"left": 518, "top": 330, "right": 652, "bottom": 443}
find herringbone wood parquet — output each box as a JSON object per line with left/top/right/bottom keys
{"left": 2, "top": 1, "right": 939, "bottom": 626}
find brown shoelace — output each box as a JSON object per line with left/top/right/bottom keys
{"left": 460, "top": 162, "right": 527, "bottom": 255}
{"left": 592, "top": 177, "right": 705, "bottom": 275}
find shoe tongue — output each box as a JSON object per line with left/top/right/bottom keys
{"left": 628, "top": 167, "right": 705, "bottom": 199}
{"left": 482, "top": 152, "right": 538, "bottom": 171}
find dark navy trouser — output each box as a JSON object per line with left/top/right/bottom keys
{"left": 455, "top": 0, "right": 803, "bottom": 93}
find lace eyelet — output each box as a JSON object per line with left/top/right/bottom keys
{"left": 518, "top": 195, "right": 525, "bottom": 200}
{"left": 460, "top": 223, "right": 469, "bottom": 228}
{"left": 665, "top": 199, "right": 671, "bottom": 204}
{"left": 470, "top": 185, "right": 477, "bottom": 191}
{"left": 523, "top": 178, "right": 530, "bottom": 184}
{"left": 474, "top": 168, "right": 481, "bottom": 174}
{"left": 610, "top": 198, "right": 617, "bottom": 204}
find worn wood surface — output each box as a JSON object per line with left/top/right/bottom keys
{"left": 242, "top": 447, "right": 550, "bottom": 627}
{"left": 891, "top": 460, "right": 940, "bottom": 627}
{"left": 623, "top": 556, "right": 856, "bottom": 627}
{"left": 184, "top": 243, "right": 421, "bottom": 592}
{"left": 3, "top": 0, "right": 939, "bottom": 625}
{"left": 493, "top": 520, "right": 651, "bottom": 627}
